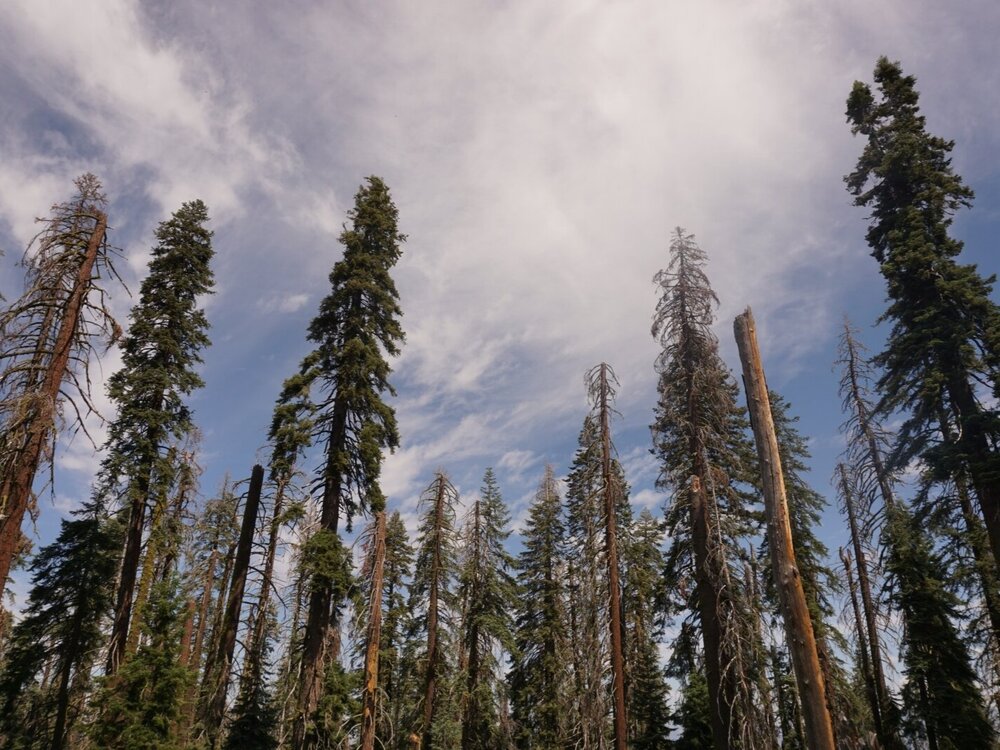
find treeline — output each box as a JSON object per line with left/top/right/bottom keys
{"left": 1, "top": 56, "right": 1000, "bottom": 750}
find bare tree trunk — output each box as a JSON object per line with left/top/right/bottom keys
{"left": 838, "top": 465, "right": 898, "bottom": 749}
{"left": 840, "top": 547, "right": 883, "bottom": 744}
{"left": 734, "top": 308, "right": 835, "bottom": 750}
{"left": 596, "top": 363, "right": 628, "bottom": 750}
{"left": 360, "top": 511, "right": 387, "bottom": 750}
{"left": 0, "top": 213, "right": 106, "bottom": 591}
{"left": 205, "top": 464, "right": 264, "bottom": 747}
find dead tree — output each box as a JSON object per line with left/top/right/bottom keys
{"left": 840, "top": 547, "right": 882, "bottom": 742}
{"left": 587, "top": 363, "right": 628, "bottom": 750}
{"left": 204, "top": 464, "right": 264, "bottom": 746}
{"left": 360, "top": 511, "right": 387, "bottom": 750}
{"left": 837, "top": 464, "right": 892, "bottom": 742}
{"left": 734, "top": 307, "right": 835, "bottom": 750}
{"left": 0, "top": 174, "right": 119, "bottom": 591}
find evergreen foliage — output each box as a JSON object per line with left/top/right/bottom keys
{"left": 91, "top": 576, "right": 191, "bottom": 750}
{"left": 885, "top": 502, "right": 994, "bottom": 747}
{"left": 408, "top": 472, "right": 460, "bottom": 749}
{"left": 457, "top": 468, "right": 518, "bottom": 750}
{"left": 837, "top": 321, "right": 993, "bottom": 747}
{"left": 846, "top": 56, "right": 1000, "bottom": 578}
{"left": 100, "top": 199, "right": 214, "bottom": 673}
{"left": 623, "top": 508, "right": 672, "bottom": 750}
{"left": 675, "top": 670, "right": 713, "bottom": 750}
{"left": 291, "top": 176, "right": 405, "bottom": 746}
{"left": 509, "top": 467, "right": 571, "bottom": 749}
{"left": 651, "top": 227, "right": 768, "bottom": 748}
{"left": 0, "top": 504, "right": 120, "bottom": 750}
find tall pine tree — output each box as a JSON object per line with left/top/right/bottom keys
{"left": 101, "top": 199, "right": 214, "bottom": 674}
{"left": 457, "top": 468, "right": 518, "bottom": 750}
{"left": 509, "top": 466, "right": 572, "bottom": 750}
{"left": 291, "top": 177, "right": 405, "bottom": 747}
{"left": 846, "top": 57, "right": 1000, "bottom": 594}
{"left": 651, "top": 228, "right": 767, "bottom": 749}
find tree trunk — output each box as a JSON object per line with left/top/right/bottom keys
{"left": 597, "top": 364, "right": 628, "bottom": 750}
{"left": 945, "top": 373, "right": 1000, "bottom": 585}
{"left": 840, "top": 547, "right": 883, "bottom": 746}
{"left": 106, "top": 427, "right": 158, "bottom": 675}
{"left": 360, "top": 511, "right": 387, "bottom": 750}
{"left": 294, "top": 395, "right": 350, "bottom": 750}
{"left": 205, "top": 464, "right": 264, "bottom": 746}
{"left": 734, "top": 308, "right": 835, "bottom": 750}
{"left": 0, "top": 213, "right": 106, "bottom": 592}
{"left": 838, "top": 465, "right": 900, "bottom": 750}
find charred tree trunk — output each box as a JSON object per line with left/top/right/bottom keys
{"left": 205, "top": 464, "right": 264, "bottom": 747}
{"left": 734, "top": 308, "right": 835, "bottom": 750}
{"left": 294, "top": 396, "right": 349, "bottom": 750}
{"left": 0, "top": 213, "right": 107, "bottom": 591}
{"left": 246, "top": 478, "right": 288, "bottom": 677}
{"left": 360, "top": 511, "right": 387, "bottom": 750}
{"left": 596, "top": 363, "right": 628, "bottom": 750}
{"left": 106, "top": 424, "right": 159, "bottom": 675}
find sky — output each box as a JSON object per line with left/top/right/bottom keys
{"left": 2, "top": 0, "right": 1000, "bottom": 613}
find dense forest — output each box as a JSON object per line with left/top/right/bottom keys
{"left": 1, "top": 56, "right": 999, "bottom": 750}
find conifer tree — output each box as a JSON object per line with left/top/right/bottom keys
{"left": 409, "top": 472, "right": 460, "bottom": 750}
{"left": 845, "top": 57, "right": 1000, "bottom": 583}
{"left": 675, "top": 669, "right": 713, "bottom": 750}
{"left": 291, "top": 177, "right": 405, "bottom": 747}
{"left": 509, "top": 466, "right": 571, "bottom": 749}
{"left": 0, "top": 503, "right": 120, "bottom": 750}
{"left": 91, "top": 575, "right": 191, "bottom": 750}
{"left": 457, "top": 468, "right": 518, "bottom": 750}
{"left": 622, "top": 508, "right": 672, "bottom": 749}
{"left": 564, "top": 416, "right": 613, "bottom": 748}
{"left": 0, "top": 174, "right": 120, "bottom": 592}
{"left": 837, "top": 321, "right": 993, "bottom": 747}
{"left": 651, "top": 228, "right": 766, "bottom": 749}
{"left": 101, "top": 199, "right": 214, "bottom": 674}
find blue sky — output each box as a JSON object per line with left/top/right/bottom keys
{"left": 2, "top": 0, "right": 1000, "bottom": 612}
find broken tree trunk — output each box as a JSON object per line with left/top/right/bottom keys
{"left": 0, "top": 212, "right": 107, "bottom": 591}
{"left": 734, "top": 307, "right": 835, "bottom": 750}
{"left": 205, "top": 464, "right": 264, "bottom": 747}
{"left": 360, "top": 511, "right": 387, "bottom": 750}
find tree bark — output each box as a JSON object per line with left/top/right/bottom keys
{"left": 734, "top": 308, "right": 835, "bottom": 750}
{"left": 0, "top": 213, "right": 106, "bottom": 592}
{"left": 205, "top": 464, "right": 264, "bottom": 746}
{"left": 360, "top": 512, "right": 387, "bottom": 750}
{"left": 294, "top": 394, "right": 350, "bottom": 749}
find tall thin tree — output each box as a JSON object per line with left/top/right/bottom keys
{"left": 291, "top": 177, "right": 405, "bottom": 747}
{"left": 101, "top": 199, "right": 214, "bottom": 674}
